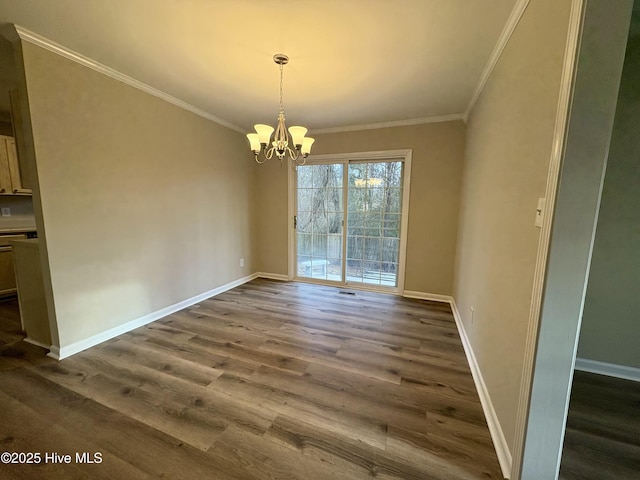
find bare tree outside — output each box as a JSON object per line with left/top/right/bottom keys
{"left": 347, "top": 161, "right": 402, "bottom": 285}
{"left": 296, "top": 161, "right": 403, "bottom": 286}
{"left": 296, "top": 164, "right": 343, "bottom": 279}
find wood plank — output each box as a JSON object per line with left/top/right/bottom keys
{"left": 266, "top": 414, "right": 458, "bottom": 480}
{"left": 99, "top": 337, "right": 224, "bottom": 386}
{"left": 130, "top": 328, "right": 260, "bottom": 378}
{"left": 209, "top": 425, "right": 358, "bottom": 480}
{"left": 1, "top": 368, "right": 259, "bottom": 480}
{"left": 162, "top": 309, "right": 268, "bottom": 348}
{"left": 34, "top": 357, "right": 227, "bottom": 451}
{"left": 259, "top": 337, "right": 402, "bottom": 384}
{"left": 336, "top": 341, "right": 475, "bottom": 390}
{"left": 306, "top": 362, "right": 478, "bottom": 410}
{"left": 0, "top": 279, "right": 504, "bottom": 479}
{"left": 208, "top": 371, "right": 389, "bottom": 450}
{"left": 86, "top": 346, "right": 278, "bottom": 434}
{"left": 340, "top": 337, "right": 470, "bottom": 372}
{"left": 0, "top": 371, "right": 150, "bottom": 480}
{"left": 560, "top": 428, "right": 640, "bottom": 480}
{"left": 560, "top": 371, "right": 640, "bottom": 479}
{"left": 0, "top": 339, "right": 51, "bottom": 372}
{"left": 189, "top": 334, "right": 310, "bottom": 375}
{"left": 249, "top": 364, "right": 427, "bottom": 425}
{"left": 385, "top": 424, "right": 502, "bottom": 479}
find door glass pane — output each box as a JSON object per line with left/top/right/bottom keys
{"left": 296, "top": 164, "right": 343, "bottom": 280}
{"left": 346, "top": 161, "right": 403, "bottom": 287}
{"left": 297, "top": 234, "right": 312, "bottom": 255}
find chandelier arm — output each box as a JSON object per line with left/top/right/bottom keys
{"left": 254, "top": 154, "right": 267, "bottom": 164}
{"left": 289, "top": 146, "right": 307, "bottom": 166}
{"left": 287, "top": 146, "right": 298, "bottom": 161}
{"left": 264, "top": 146, "right": 276, "bottom": 160}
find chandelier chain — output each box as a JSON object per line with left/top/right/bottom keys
{"left": 279, "top": 63, "right": 285, "bottom": 113}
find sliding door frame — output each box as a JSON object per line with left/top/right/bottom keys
{"left": 287, "top": 149, "right": 412, "bottom": 294}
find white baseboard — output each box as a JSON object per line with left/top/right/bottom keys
{"left": 450, "top": 300, "right": 512, "bottom": 479}
{"left": 255, "top": 272, "right": 289, "bottom": 281}
{"left": 52, "top": 273, "right": 260, "bottom": 360}
{"left": 575, "top": 357, "right": 640, "bottom": 382}
{"left": 403, "top": 290, "right": 453, "bottom": 303}
{"left": 47, "top": 345, "right": 61, "bottom": 360}
{"left": 23, "top": 337, "right": 52, "bottom": 350}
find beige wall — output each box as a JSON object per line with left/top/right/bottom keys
{"left": 254, "top": 158, "right": 290, "bottom": 276}
{"left": 255, "top": 121, "right": 466, "bottom": 295}
{"left": 453, "top": 0, "right": 571, "bottom": 454}
{"left": 578, "top": 34, "right": 640, "bottom": 369}
{"left": 20, "top": 41, "right": 256, "bottom": 350}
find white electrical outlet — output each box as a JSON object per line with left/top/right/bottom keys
{"left": 1, "top": 207, "right": 10, "bottom": 217}
{"left": 240, "top": 258, "right": 245, "bottom": 267}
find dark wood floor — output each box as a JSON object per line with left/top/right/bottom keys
{"left": 0, "top": 279, "right": 503, "bottom": 479}
{"left": 560, "top": 370, "right": 640, "bottom": 480}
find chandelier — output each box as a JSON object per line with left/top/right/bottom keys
{"left": 246, "top": 54, "right": 314, "bottom": 165}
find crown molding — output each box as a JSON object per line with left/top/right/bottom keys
{"left": 465, "top": 0, "right": 531, "bottom": 121}
{"left": 7, "top": 7, "right": 527, "bottom": 138}
{"left": 310, "top": 113, "right": 466, "bottom": 135}
{"left": 10, "top": 25, "right": 245, "bottom": 134}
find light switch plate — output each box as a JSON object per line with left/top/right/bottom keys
{"left": 1, "top": 207, "right": 10, "bottom": 217}
{"left": 535, "top": 198, "right": 545, "bottom": 228}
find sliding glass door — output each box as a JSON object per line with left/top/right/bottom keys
{"left": 294, "top": 154, "right": 408, "bottom": 291}
{"left": 295, "top": 164, "right": 344, "bottom": 281}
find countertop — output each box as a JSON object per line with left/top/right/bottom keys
{"left": 0, "top": 227, "right": 36, "bottom": 234}
{"left": 10, "top": 238, "right": 38, "bottom": 247}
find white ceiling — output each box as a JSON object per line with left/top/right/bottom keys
{"left": 0, "top": 0, "right": 518, "bottom": 132}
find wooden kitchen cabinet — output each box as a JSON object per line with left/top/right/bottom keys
{"left": 12, "top": 238, "right": 51, "bottom": 347}
{"left": 0, "top": 233, "right": 27, "bottom": 296}
{"left": 0, "top": 245, "right": 17, "bottom": 295}
{"left": 9, "top": 88, "right": 33, "bottom": 192}
{"left": 0, "top": 134, "right": 31, "bottom": 195}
